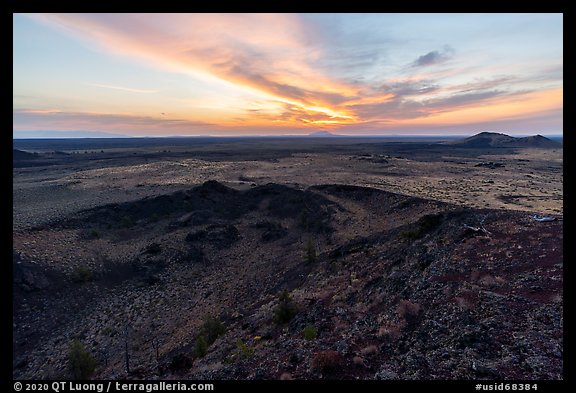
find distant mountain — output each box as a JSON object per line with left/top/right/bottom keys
{"left": 449, "top": 132, "right": 561, "bottom": 148}
{"left": 13, "top": 130, "right": 130, "bottom": 139}
{"left": 512, "top": 135, "right": 562, "bottom": 148}
{"left": 13, "top": 149, "right": 38, "bottom": 160}
{"left": 308, "top": 131, "right": 341, "bottom": 137}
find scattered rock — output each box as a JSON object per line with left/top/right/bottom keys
{"left": 475, "top": 162, "right": 505, "bottom": 169}
{"left": 186, "top": 225, "right": 240, "bottom": 248}
{"left": 374, "top": 368, "right": 399, "bottom": 380}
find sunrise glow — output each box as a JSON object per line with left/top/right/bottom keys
{"left": 13, "top": 13, "right": 563, "bottom": 137}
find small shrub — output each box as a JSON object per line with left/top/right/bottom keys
{"left": 360, "top": 345, "right": 378, "bottom": 356}
{"left": 396, "top": 199, "right": 415, "bottom": 209}
{"left": 397, "top": 299, "right": 421, "bottom": 325}
{"left": 400, "top": 214, "right": 443, "bottom": 241}
{"left": 418, "top": 213, "right": 442, "bottom": 231}
{"left": 303, "top": 325, "right": 317, "bottom": 340}
{"left": 311, "top": 350, "right": 343, "bottom": 373}
{"left": 299, "top": 210, "right": 331, "bottom": 234}
{"left": 71, "top": 265, "right": 93, "bottom": 283}
{"left": 235, "top": 339, "right": 254, "bottom": 359}
{"left": 68, "top": 340, "right": 96, "bottom": 380}
{"left": 400, "top": 230, "right": 419, "bottom": 240}
{"left": 193, "top": 336, "right": 208, "bottom": 358}
{"left": 198, "top": 316, "right": 226, "bottom": 345}
{"left": 101, "top": 327, "right": 115, "bottom": 337}
{"left": 304, "top": 239, "right": 317, "bottom": 264}
{"left": 397, "top": 299, "right": 421, "bottom": 318}
{"left": 193, "top": 316, "right": 226, "bottom": 358}
{"left": 120, "top": 215, "right": 134, "bottom": 228}
{"left": 377, "top": 324, "right": 402, "bottom": 341}
{"left": 273, "top": 291, "right": 297, "bottom": 324}
{"left": 455, "top": 296, "right": 475, "bottom": 311}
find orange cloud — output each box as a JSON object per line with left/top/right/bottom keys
{"left": 33, "top": 13, "right": 357, "bottom": 124}
{"left": 13, "top": 108, "right": 214, "bottom": 135}
{"left": 404, "top": 87, "right": 563, "bottom": 126}
{"left": 22, "top": 14, "right": 562, "bottom": 134}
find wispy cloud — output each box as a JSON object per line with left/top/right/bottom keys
{"left": 13, "top": 108, "right": 213, "bottom": 133}
{"left": 412, "top": 46, "right": 454, "bottom": 67}
{"left": 447, "top": 76, "right": 515, "bottom": 93}
{"left": 86, "top": 83, "right": 158, "bottom": 94}
{"left": 30, "top": 13, "right": 358, "bottom": 122}
{"left": 16, "top": 14, "right": 562, "bottom": 135}
{"left": 380, "top": 80, "right": 440, "bottom": 97}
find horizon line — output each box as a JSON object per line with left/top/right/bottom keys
{"left": 13, "top": 132, "right": 564, "bottom": 140}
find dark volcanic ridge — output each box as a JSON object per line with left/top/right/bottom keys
{"left": 448, "top": 132, "right": 561, "bottom": 148}
{"left": 13, "top": 149, "right": 39, "bottom": 161}
{"left": 57, "top": 180, "right": 339, "bottom": 235}
{"left": 13, "top": 181, "right": 562, "bottom": 380}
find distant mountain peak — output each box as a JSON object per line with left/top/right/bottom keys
{"left": 475, "top": 131, "right": 508, "bottom": 137}
{"left": 450, "top": 132, "right": 560, "bottom": 148}
{"left": 13, "top": 130, "right": 130, "bottom": 139}
{"left": 308, "top": 131, "right": 340, "bottom": 137}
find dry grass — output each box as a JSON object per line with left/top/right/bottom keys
{"left": 311, "top": 350, "right": 343, "bottom": 373}
{"left": 396, "top": 299, "right": 421, "bottom": 319}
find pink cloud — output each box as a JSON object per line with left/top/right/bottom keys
{"left": 13, "top": 108, "right": 213, "bottom": 135}
{"left": 19, "top": 14, "right": 562, "bottom": 135}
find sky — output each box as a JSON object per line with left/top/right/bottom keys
{"left": 13, "top": 13, "right": 563, "bottom": 137}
